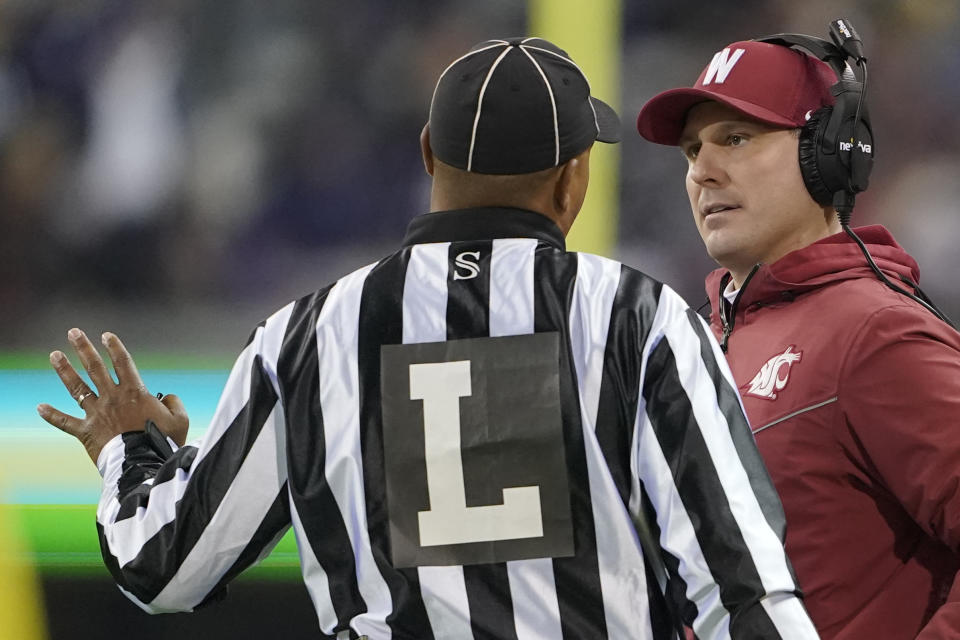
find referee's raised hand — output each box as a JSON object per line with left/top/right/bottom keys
{"left": 37, "top": 328, "right": 189, "bottom": 464}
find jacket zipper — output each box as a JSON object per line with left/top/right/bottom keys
{"left": 719, "top": 264, "right": 761, "bottom": 352}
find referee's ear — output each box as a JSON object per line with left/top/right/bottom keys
{"left": 552, "top": 147, "right": 591, "bottom": 235}
{"left": 555, "top": 158, "right": 574, "bottom": 212}
{"left": 549, "top": 156, "right": 577, "bottom": 236}
{"left": 420, "top": 124, "right": 435, "bottom": 177}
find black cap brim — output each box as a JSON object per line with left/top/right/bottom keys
{"left": 592, "top": 97, "right": 621, "bottom": 143}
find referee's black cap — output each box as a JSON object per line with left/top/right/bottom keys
{"left": 428, "top": 37, "right": 621, "bottom": 175}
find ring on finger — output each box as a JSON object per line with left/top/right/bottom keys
{"left": 76, "top": 391, "right": 96, "bottom": 407}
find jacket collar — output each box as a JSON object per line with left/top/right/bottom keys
{"left": 705, "top": 225, "right": 920, "bottom": 323}
{"left": 402, "top": 207, "right": 566, "bottom": 250}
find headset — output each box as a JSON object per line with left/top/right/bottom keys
{"left": 755, "top": 18, "right": 956, "bottom": 330}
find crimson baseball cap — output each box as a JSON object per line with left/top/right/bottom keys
{"left": 636, "top": 40, "right": 837, "bottom": 145}
{"left": 429, "top": 37, "right": 621, "bottom": 175}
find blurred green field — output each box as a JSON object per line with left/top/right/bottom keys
{"left": 0, "top": 355, "right": 300, "bottom": 580}
{"left": 14, "top": 504, "right": 300, "bottom": 579}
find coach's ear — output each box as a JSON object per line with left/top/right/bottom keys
{"left": 420, "top": 124, "right": 435, "bottom": 177}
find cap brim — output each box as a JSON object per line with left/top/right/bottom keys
{"left": 591, "top": 97, "right": 621, "bottom": 143}
{"left": 636, "top": 87, "right": 802, "bottom": 146}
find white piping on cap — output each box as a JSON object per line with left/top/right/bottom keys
{"left": 467, "top": 46, "right": 513, "bottom": 171}
{"left": 428, "top": 41, "right": 510, "bottom": 127}
{"left": 519, "top": 45, "right": 560, "bottom": 167}
{"left": 521, "top": 44, "right": 600, "bottom": 138}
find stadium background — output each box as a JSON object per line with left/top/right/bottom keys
{"left": 1, "top": 0, "right": 957, "bottom": 637}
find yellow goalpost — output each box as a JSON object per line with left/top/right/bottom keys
{"left": 529, "top": 0, "right": 623, "bottom": 257}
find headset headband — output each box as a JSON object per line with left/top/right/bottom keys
{"left": 754, "top": 34, "right": 854, "bottom": 81}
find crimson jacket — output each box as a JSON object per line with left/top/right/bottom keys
{"left": 705, "top": 225, "right": 960, "bottom": 640}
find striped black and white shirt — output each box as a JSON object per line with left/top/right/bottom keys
{"left": 95, "top": 207, "right": 818, "bottom": 639}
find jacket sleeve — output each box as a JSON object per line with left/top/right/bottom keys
{"left": 94, "top": 306, "right": 295, "bottom": 613}
{"left": 633, "top": 286, "right": 819, "bottom": 639}
{"left": 840, "top": 303, "right": 960, "bottom": 639}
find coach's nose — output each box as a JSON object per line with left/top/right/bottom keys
{"left": 687, "top": 143, "right": 729, "bottom": 189}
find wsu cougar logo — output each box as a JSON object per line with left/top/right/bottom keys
{"left": 746, "top": 346, "right": 802, "bottom": 400}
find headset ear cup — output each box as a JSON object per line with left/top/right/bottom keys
{"left": 798, "top": 107, "right": 835, "bottom": 206}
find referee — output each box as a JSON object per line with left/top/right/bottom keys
{"left": 40, "top": 38, "right": 819, "bottom": 639}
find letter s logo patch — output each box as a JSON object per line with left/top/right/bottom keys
{"left": 453, "top": 251, "right": 481, "bottom": 280}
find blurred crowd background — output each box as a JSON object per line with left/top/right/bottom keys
{"left": 2, "top": 0, "right": 958, "bottom": 356}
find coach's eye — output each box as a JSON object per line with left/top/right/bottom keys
{"left": 728, "top": 134, "right": 746, "bottom": 146}
{"left": 683, "top": 144, "right": 700, "bottom": 160}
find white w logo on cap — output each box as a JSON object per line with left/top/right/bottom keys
{"left": 703, "top": 48, "right": 746, "bottom": 85}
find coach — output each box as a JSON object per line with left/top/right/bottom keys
{"left": 637, "top": 20, "right": 960, "bottom": 640}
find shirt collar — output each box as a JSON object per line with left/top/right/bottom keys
{"left": 723, "top": 279, "right": 739, "bottom": 304}
{"left": 401, "top": 207, "right": 566, "bottom": 250}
